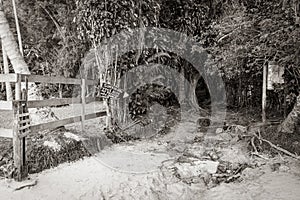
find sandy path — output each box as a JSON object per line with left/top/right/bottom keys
{"left": 1, "top": 149, "right": 300, "bottom": 200}
{"left": 1, "top": 132, "right": 300, "bottom": 200}
{"left": 204, "top": 172, "right": 300, "bottom": 200}
{"left": 0, "top": 144, "right": 196, "bottom": 200}
{"left": 1, "top": 107, "right": 300, "bottom": 199}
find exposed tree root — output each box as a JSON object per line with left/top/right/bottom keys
{"left": 246, "top": 130, "right": 300, "bottom": 160}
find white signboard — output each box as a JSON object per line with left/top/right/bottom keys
{"left": 267, "top": 62, "right": 284, "bottom": 90}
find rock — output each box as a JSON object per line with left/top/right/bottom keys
{"left": 43, "top": 140, "right": 61, "bottom": 151}
{"left": 241, "top": 167, "right": 264, "bottom": 180}
{"left": 279, "top": 165, "right": 290, "bottom": 172}
{"left": 170, "top": 142, "right": 187, "bottom": 153}
{"left": 64, "top": 132, "right": 83, "bottom": 141}
{"left": 270, "top": 163, "right": 281, "bottom": 171}
{"left": 234, "top": 125, "right": 247, "bottom": 134}
{"left": 229, "top": 135, "right": 240, "bottom": 143}
{"left": 197, "top": 118, "right": 211, "bottom": 132}
{"left": 216, "top": 128, "right": 223, "bottom": 134}
{"left": 205, "top": 150, "right": 220, "bottom": 161}
{"left": 82, "top": 134, "right": 112, "bottom": 154}
{"left": 219, "top": 132, "right": 232, "bottom": 141}
{"left": 194, "top": 135, "right": 204, "bottom": 143}
{"left": 174, "top": 160, "right": 219, "bottom": 179}
{"left": 219, "top": 146, "right": 250, "bottom": 165}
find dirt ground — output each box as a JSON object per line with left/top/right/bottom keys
{"left": 0, "top": 104, "right": 300, "bottom": 199}
{"left": 0, "top": 136, "right": 300, "bottom": 199}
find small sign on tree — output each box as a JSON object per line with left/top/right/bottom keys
{"left": 99, "top": 82, "right": 123, "bottom": 98}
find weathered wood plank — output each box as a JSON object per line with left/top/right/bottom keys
{"left": 27, "top": 97, "right": 102, "bottom": 108}
{"left": 0, "top": 100, "right": 13, "bottom": 110}
{"left": 30, "top": 111, "right": 106, "bottom": 133}
{"left": 86, "top": 79, "right": 97, "bottom": 85}
{"left": 12, "top": 98, "right": 23, "bottom": 181}
{"left": 0, "top": 74, "right": 98, "bottom": 85}
{"left": 86, "top": 97, "right": 102, "bottom": 103}
{"left": 19, "top": 124, "right": 31, "bottom": 131}
{"left": 28, "top": 98, "right": 80, "bottom": 108}
{"left": 30, "top": 116, "right": 81, "bottom": 132}
{"left": 81, "top": 79, "right": 86, "bottom": 132}
{"left": 0, "top": 128, "right": 13, "bottom": 138}
{"left": 0, "top": 74, "right": 18, "bottom": 83}
{"left": 22, "top": 75, "right": 97, "bottom": 85}
{"left": 25, "top": 75, "right": 81, "bottom": 85}
{"left": 18, "top": 113, "right": 30, "bottom": 118}
{"left": 18, "top": 129, "right": 31, "bottom": 138}
{"left": 84, "top": 111, "right": 106, "bottom": 120}
{"left": 19, "top": 118, "right": 30, "bottom": 124}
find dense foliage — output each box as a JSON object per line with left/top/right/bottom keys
{"left": 209, "top": 0, "right": 300, "bottom": 110}
{"left": 2, "top": 0, "right": 299, "bottom": 112}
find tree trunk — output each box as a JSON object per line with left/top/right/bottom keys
{"left": 0, "top": 2, "right": 57, "bottom": 124}
{"left": 179, "top": 67, "right": 186, "bottom": 106}
{"left": 279, "top": 95, "right": 300, "bottom": 133}
{"left": 189, "top": 74, "right": 200, "bottom": 110}
{"left": 0, "top": 2, "right": 37, "bottom": 100}
{"left": 0, "top": 3, "right": 29, "bottom": 74}
{"left": 2, "top": 42, "right": 13, "bottom": 100}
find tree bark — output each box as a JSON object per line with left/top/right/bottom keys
{"left": 179, "top": 67, "right": 186, "bottom": 107}
{"left": 0, "top": 2, "right": 57, "bottom": 124}
{"left": 189, "top": 74, "right": 200, "bottom": 109}
{"left": 0, "top": 3, "right": 29, "bottom": 74}
{"left": 279, "top": 95, "right": 300, "bottom": 133}
{"left": 2, "top": 42, "right": 13, "bottom": 100}
{"left": 0, "top": 2, "right": 37, "bottom": 100}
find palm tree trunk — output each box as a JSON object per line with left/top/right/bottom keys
{"left": 2, "top": 43, "right": 13, "bottom": 100}
{"left": 279, "top": 95, "right": 300, "bottom": 133}
{"left": 0, "top": 3, "right": 29, "bottom": 74}
{"left": 12, "top": 0, "right": 23, "bottom": 55}
{"left": 0, "top": 2, "right": 57, "bottom": 124}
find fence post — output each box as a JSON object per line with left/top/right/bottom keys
{"left": 13, "top": 74, "right": 28, "bottom": 181}
{"left": 81, "top": 78, "right": 86, "bottom": 132}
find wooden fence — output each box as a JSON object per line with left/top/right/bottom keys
{"left": 0, "top": 73, "right": 106, "bottom": 181}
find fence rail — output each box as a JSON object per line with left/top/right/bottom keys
{"left": 0, "top": 73, "right": 97, "bottom": 85}
{"left": 0, "top": 101, "right": 13, "bottom": 110}
{"left": 0, "top": 128, "right": 13, "bottom": 138}
{"left": 0, "top": 73, "right": 106, "bottom": 181}
{"left": 27, "top": 97, "right": 101, "bottom": 108}
{"left": 0, "top": 74, "right": 18, "bottom": 82}
{"left": 30, "top": 111, "right": 106, "bottom": 135}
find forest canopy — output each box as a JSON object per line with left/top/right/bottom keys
{"left": 0, "top": 0, "right": 299, "bottom": 112}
